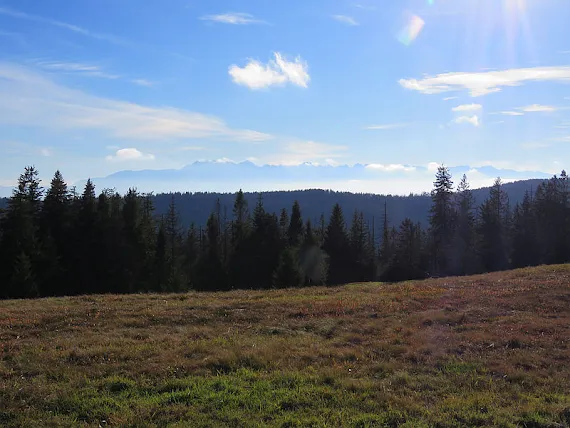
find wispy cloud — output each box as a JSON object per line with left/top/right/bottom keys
{"left": 365, "top": 164, "right": 415, "bottom": 172}
{"left": 106, "top": 148, "right": 155, "bottom": 162}
{"left": 451, "top": 103, "right": 482, "bottom": 112}
{"left": 353, "top": 4, "right": 376, "bottom": 10}
{"left": 331, "top": 15, "right": 359, "bottom": 26}
{"left": 200, "top": 12, "right": 267, "bottom": 25}
{"left": 443, "top": 96, "right": 458, "bottom": 101}
{"left": 399, "top": 66, "right": 570, "bottom": 97}
{"left": 31, "top": 60, "right": 154, "bottom": 86}
{"left": 131, "top": 78, "right": 155, "bottom": 87}
{"left": 32, "top": 60, "right": 121, "bottom": 79}
{"left": 495, "top": 111, "right": 524, "bottom": 116}
{"left": 454, "top": 115, "right": 480, "bottom": 126}
{"left": 0, "top": 6, "right": 131, "bottom": 47}
{"left": 229, "top": 52, "right": 310, "bottom": 90}
{"left": 0, "top": 62, "right": 273, "bottom": 142}
{"left": 264, "top": 141, "right": 348, "bottom": 166}
{"left": 364, "top": 123, "right": 409, "bottom": 130}
{"left": 519, "top": 104, "right": 556, "bottom": 112}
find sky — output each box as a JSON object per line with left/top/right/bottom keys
{"left": 1, "top": 0, "right": 570, "bottom": 194}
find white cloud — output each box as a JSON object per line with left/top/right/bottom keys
{"left": 265, "top": 141, "right": 348, "bottom": 165}
{"left": 0, "top": 62, "right": 273, "bottom": 142}
{"left": 519, "top": 104, "right": 556, "bottom": 112}
{"left": 200, "top": 12, "right": 267, "bottom": 25}
{"left": 399, "top": 66, "right": 570, "bottom": 97}
{"left": 364, "top": 123, "right": 408, "bottom": 130}
{"left": 41, "top": 148, "right": 52, "bottom": 157}
{"left": 106, "top": 148, "right": 155, "bottom": 162}
{"left": 365, "top": 164, "right": 416, "bottom": 172}
{"left": 497, "top": 111, "right": 524, "bottom": 116}
{"left": 32, "top": 60, "right": 155, "bottom": 86}
{"left": 0, "top": 6, "right": 130, "bottom": 46}
{"left": 427, "top": 162, "right": 440, "bottom": 172}
{"left": 454, "top": 115, "right": 480, "bottom": 126}
{"left": 229, "top": 52, "right": 310, "bottom": 89}
{"left": 331, "top": 15, "right": 359, "bottom": 26}
{"left": 451, "top": 103, "right": 482, "bottom": 112}
{"left": 131, "top": 78, "right": 154, "bottom": 87}
{"left": 443, "top": 96, "right": 458, "bottom": 101}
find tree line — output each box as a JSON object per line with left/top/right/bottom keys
{"left": 0, "top": 166, "right": 568, "bottom": 299}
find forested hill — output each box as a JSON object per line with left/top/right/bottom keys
{"left": 152, "top": 178, "right": 544, "bottom": 228}
{"left": 0, "top": 178, "right": 545, "bottom": 227}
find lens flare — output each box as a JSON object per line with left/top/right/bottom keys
{"left": 397, "top": 15, "right": 425, "bottom": 46}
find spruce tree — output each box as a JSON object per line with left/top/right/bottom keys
{"left": 0, "top": 167, "right": 43, "bottom": 298}
{"left": 477, "top": 178, "right": 509, "bottom": 272}
{"left": 39, "top": 170, "right": 70, "bottom": 296}
{"left": 288, "top": 201, "right": 304, "bottom": 247}
{"left": 429, "top": 165, "right": 455, "bottom": 276}
{"left": 323, "top": 203, "right": 350, "bottom": 285}
{"left": 452, "top": 175, "right": 478, "bottom": 275}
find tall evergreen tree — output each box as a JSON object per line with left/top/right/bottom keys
{"left": 0, "top": 166, "right": 43, "bottom": 298}
{"left": 429, "top": 165, "right": 455, "bottom": 276}
{"left": 478, "top": 178, "right": 510, "bottom": 272}
{"left": 378, "top": 201, "right": 394, "bottom": 281}
{"left": 323, "top": 203, "right": 350, "bottom": 285}
{"left": 511, "top": 191, "right": 539, "bottom": 268}
{"left": 193, "top": 213, "right": 228, "bottom": 291}
{"left": 288, "top": 201, "right": 304, "bottom": 247}
{"left": 38, "top": 170, "right": 70, "bottom": 296}
{"left": 452, "top": 175, "right": 478, "bottom": 275}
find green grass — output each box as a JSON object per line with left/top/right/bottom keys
{"left": 1, "top": 265, "right": 570, "bottom": 426}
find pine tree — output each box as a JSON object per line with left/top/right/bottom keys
{"left": 477, "top": 178, "right": 509, "bottom": 272}
{"left": 383, "top": 218, "right": 425, "bottom": 281}
{"left": 0, "top": 167, "right": 43, "bottom": 298}
{"left": 38, "top": 170, "right": 70, "bottom": 296}
{"left": 349, "top": 210, "right": 374, "bottom": 282}
{"left": 183, "top": 224, "right": 199, "bottom": 288}
{"left": 429, "top": 165, "right": 455, "bottom": 276}
{"left": 249, "top": 195, "right": 281, "bottom": 289}
{"left": 323, "top": 203, "right": 350, "bottom": 285}
{"left": 154, "top": 220, "right": 168, "bottom": 292}
{"left": 139, "top": 194, "right": 157, "bottom": 292}
{"left": 452, "top": 175, "right": 478, "bottom": 275}
{"left": 288, "top": 201, "right": 304, "bottom": 247}
{"left": 164, "top": 196, "right": 183, "bottom": 291}
{"left": 378, "top": 201, "right": 394, "bottom": 280}
{"left": 511, "top": 191, "right": 539, "bottom": 268}
{"left": 193, "top": 213, "right": 228, "bottom": 291}
{"left": 229, "top": 190, "right": 252, "bottom": 289}
{"left": 279, "top": 208, "right": 289, "bottom": 242}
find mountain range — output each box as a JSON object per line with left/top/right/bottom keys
{"left": 76, "top": 161, "right": 552, "bottom": 197}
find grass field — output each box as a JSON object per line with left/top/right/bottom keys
{"left": 1, "top": 265, "right": 570, "bottom": 427}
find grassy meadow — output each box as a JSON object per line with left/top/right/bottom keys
{"left": 1, "top": 265, "right": 570, "bottom": 427}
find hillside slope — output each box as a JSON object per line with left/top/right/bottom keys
{"left": 1, "top": 265, "right": 569, "bottom": 426}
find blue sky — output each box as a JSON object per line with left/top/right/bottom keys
{"left": 1, "top": 0, "right": 570, "bottom": 194}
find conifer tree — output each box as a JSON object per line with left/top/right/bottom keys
{"left": 452, "top": 175, "right": 478, "bottom": 275}
{"left": 478, "top": 178, "right": 509, "bottom": 272}
{"left": 323, "top": 203, "right": 350, "bottom": 285}
{"left": 38, "top": 170, "right": 70, "bottom": 296}
{"left": 429, "top": 165, "right": 455, "bottom": 276}
{"left": 288, "top": 201, "right": 304, "bottom": 247}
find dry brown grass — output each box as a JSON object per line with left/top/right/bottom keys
{"left": 1, "top": 265, "right": 570, "bottom": 426}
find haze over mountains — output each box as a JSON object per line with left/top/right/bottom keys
{"left": 0, "top": 166, "right": 546, "bottom": 231}
{"left": 61, "top": 161, "right": 553, "bottom": 197}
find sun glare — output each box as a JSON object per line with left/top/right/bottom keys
{"left": 455, "top": 0, "right": 536, "bottom": 67}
